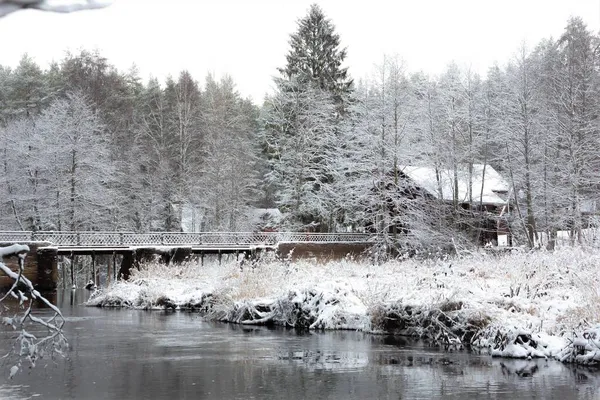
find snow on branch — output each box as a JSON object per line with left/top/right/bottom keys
{"left": 0, "top": 244, "right": 29, "bottom": 259}
{"left": 0, "top": 244, "right": 67, "bottom": 378}
{"left": 0, "top": 0, "right": 111, "bottom": 17}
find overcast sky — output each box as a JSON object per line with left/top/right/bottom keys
{"left": 1, "top": 0, "right": 599, "bottom": 103}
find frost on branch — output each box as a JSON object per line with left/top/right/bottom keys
{"left": 0, "top": 244, "right": 67, "bottom": 378}
{"left": 0, "top": 0, "right": 111, "bottom": 17}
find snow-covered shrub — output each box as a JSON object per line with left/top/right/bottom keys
{"left": 369, "top": 300, "right": 490, "bottom": 347}
{"left": 217, "top": 283, "right": 369, "bottom": 330}
{"left": 478, "top": 326, "right": 553, "bottom": 358}
{"left": 87, "top": 246, "right": 600, "bottom": 366}
{"left": 557, "top": 325, "right": 600, "bottom": 366}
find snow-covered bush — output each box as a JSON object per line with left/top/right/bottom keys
{"left": 87, "top": 246, "right": 600, "bottom": 366}
{"left": 217, "top": 283, "right": 368, "bottom": 330}
{"left": 557, "top": 325, "right": 600, "bottom": 366}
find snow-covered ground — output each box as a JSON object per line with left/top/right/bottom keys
{"left": 86, "top": 248, "right": 600, "bottom": 366}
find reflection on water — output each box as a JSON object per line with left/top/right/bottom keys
{"left": 0, "top": 290, "right": 598, "bottom": 400}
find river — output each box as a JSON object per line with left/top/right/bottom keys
{"left": 0, "top": 290, "right": 598, "bottom": 399}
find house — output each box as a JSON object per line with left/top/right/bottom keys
{"left": 401, "top": 164, "right": 509, "bottom": 207}
{"left": 400, "top": 164, "right": 512, "bottom": 246}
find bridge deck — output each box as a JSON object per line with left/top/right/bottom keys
{"left": 47, "top": 244, "right": 277, "bottom": 255}
{"left": 0, "top": 231, "right": 372, "bottom": 248}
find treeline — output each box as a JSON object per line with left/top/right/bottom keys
{"left": 1, "top": 6, "right": 599, "bottom": 251}
{"left": 0, "top": 51, "right": 260, "bottom": 232}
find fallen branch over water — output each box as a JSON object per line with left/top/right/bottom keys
{"left": 0, "top": 244, "right": 67, "bottom": 378}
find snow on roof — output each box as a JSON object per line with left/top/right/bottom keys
{"left": 401, "top": 164, "right": 509, "bottom": 206}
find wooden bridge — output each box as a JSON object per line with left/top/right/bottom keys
{"left": 0, "top": 231, "right": 373, "bottom": 290}
{"left": 0, "top": 231, "right": 370, "bottom": 248}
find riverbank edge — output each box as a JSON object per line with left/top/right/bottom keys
{"left": 85, "top": 284, "right": 600, "bottom": 368}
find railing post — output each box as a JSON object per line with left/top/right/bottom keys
{"left": 77, "top": 233, "right": 81, "bottom": 246}
{"left": 119, "top": 233, "right": 124, "bottom": 245}
{"left": 160, "top": 233, "right": 164, "bottom": 245}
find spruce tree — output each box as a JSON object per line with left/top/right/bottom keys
{"left": 263, "top": 4, "right": 353, "bottom": 231}
{"left": 279, "top": 4, "right": 352, "bottom": 104}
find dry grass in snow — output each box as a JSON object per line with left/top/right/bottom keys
{"left": 87, "top": 248, "right": 600, "bottom": 364}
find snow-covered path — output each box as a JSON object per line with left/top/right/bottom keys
{"left": 86, "top": 248, "right": 600, "bottom": 366}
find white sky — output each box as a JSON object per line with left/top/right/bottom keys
{"left": 1, "top": 0, "right": 599, "bottom": 103}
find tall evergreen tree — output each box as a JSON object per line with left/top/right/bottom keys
{"left": 263, "top": 4, "right": 353, "bottom": 231}
{"left": 8, "top": 54, "right": 49, "bottom": 119}
{"left": 279, "top": 4, "right": 353, "bottom": 105}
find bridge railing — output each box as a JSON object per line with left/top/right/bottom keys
{"left": 0, "top": 231, "right": 372, "bottom": 247}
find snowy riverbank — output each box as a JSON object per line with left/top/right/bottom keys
{"left": 86, "top": 248, "right": 600, "bottom": 366}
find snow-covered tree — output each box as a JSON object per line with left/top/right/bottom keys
{"left": 198, "top": 75, "right": 260, "bottom": 231}
{"left": 130, "top": 77, "right": 173, "bottom": 231}
{"left": 554, "top": 17, "right": 600, "bottom": 243}
{"left": 165, "top": 71, "right": 203, "bottom": 220}
{"left": 262, "top": 4, "right": 354, "bottom": 231}
{"left": 37, "top": 91, "right": 113, "bottom": 230}
{"left": 263, "top": 78, "right": 339, "bottom": 230}
{"left": 6, "top": 54, "right": 50, "bottom": 119}
{"left": 530, "top": 38, "right": 568, "bottom": 249}
{"left": 279, "top": 3, "right": 353, "bottom": 107}
{"left": 502, "top": 45, "right": 543, "bottom": 247}
{"left": 0, "top": 117, "right": 46, "bottom": 230}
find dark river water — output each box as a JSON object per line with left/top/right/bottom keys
{"left": 0, "top": 290, "right": 598, "bottom": 400}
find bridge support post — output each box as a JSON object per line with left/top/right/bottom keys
{"left": 118, "top": 251, "right": 134, "bottom": 280}
{"left": 106, "top": 253, "right": 112, "bottom": 286}
{"left": 36, "top": 246, "right": 58, "bottom": 291}
{"left": 61, "top": 255, "right": 67, "bottom": 289}
{"left": 70, "top": 251, "right": 75, "bottom": 288}
{"left": 91, "top": 252, "right": 96, "bottom": 286}
{"left": 0, "top": 242, "right": 56, "bottom": 291}
{"left": 170, "top": 247, "right": 191, "bottom": 264}
{"left": 112, "top": 252, "right": 117, "bottom": 281}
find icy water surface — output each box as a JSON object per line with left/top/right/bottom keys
{"left": 0, "top": 290, "right": 598, "bottom": 400}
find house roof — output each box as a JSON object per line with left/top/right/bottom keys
{"left": 401, "top": 164, "right": 509, "bottom": 206}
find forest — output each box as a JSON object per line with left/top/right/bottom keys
{"left": 1, "top": 5, "right": 599, "bottom": 253}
